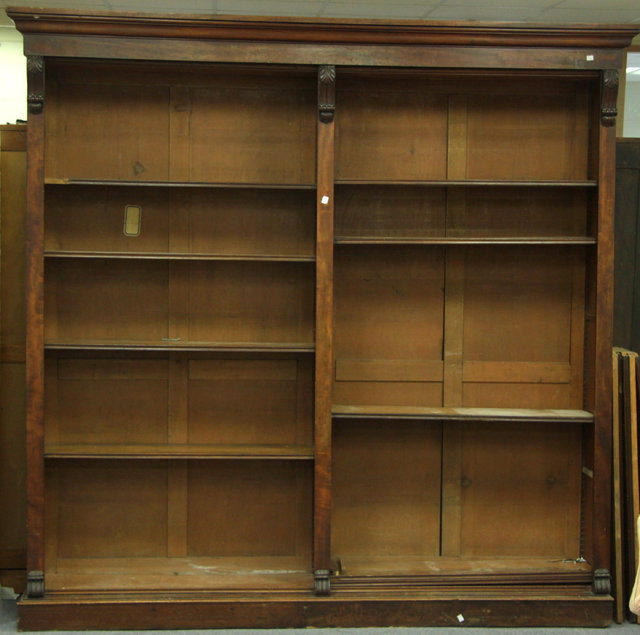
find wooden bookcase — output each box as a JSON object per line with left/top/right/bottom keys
{"left": 9, "top": 7, "right": 639, "bottom": 628}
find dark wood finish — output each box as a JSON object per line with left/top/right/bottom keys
{"left": 591, "top": 76, "right": 617, "bottom": 579}
{"left": 313, "top": 65, "right": 335, "bottom": 592}
{"left": 19, "top": 34, "right": 627, "bottom": 70}
{"left": 332, "top": 405, "right": 594, "bottom": 423}
{"left": 614, "top": 140, "right": 640, "bottom": 350}
{"left": 335, "top": 179, "right": 598, "bottom": 186}
{"left": 0, "top": 124, "right": 27, "bottom": 593}
{"left": 462, "top": 246, "right": 584, "bottom": 409}
{"left": 18, "top": 591, "right": 613, "bottom": 630}
{"left": 44, "top": 63, "right": 315, "bottom": 185}
{"left": 44, "top": 445, "right": 315, "bottom": 459}
{"left": 45, "top": 179, "right": 316, "bottom": 188}
{"left": 44, "top": 342, "right": 315, "bottom": 353}
{"left": 8, "top": 8, "right": 638, "bottom": 49}
{"left": 332, "top": 420, "right": 442, "bottom": 567}
{"left": 24, "top": 56, "right": 46, "bottom": 589}
{"left": 26, "top": 56, "right": 44, "bottom": 115}
{"left": 11, "top": 8, "right": 636, "bottom": 629}
{"left": 45, "top": 354, "right": 312, "bottom": 449}
{"left": 44, "top": 259, "right": 314, "bottom": 346}
{"left": 454, "top": 422, "right": 581, "bottom": 558}
{"left": 45, "top": 186, "right": 315, "bottom": 260}
{"left": 44, "top": 459, "right": 312, "bottom": 588}
{"left": 335, "top": 238, "right": 596, "bottom": 245}
{"left": 612, "top": 349, "right": 624, "bottom": 622}
{"left": 601, "top": 70, "right": 619, "bottom": 126}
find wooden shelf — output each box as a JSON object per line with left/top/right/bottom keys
{"left": 332, "top": 405, "right": 594, "bottom": 424}
{"left": 45, "top": 444, "right": 315, "bottom": 460}
{"left": 335, "top": 179, "right": 598, "bottom": 187}
{"left": 45, "top": 340, "right": 315, "bottom": 353}
{"left": 43, "top": 558, "right": 313, "bottom": 592}
{"left": 332, "top": 555, "right": 592, "bottom": 579}
{"left": 44, "top": 178, "right": 597, "bottom": 190}
{"left": 44, "top": 178, "right": 316, "bottom": 190}
{"left": 335, "top": 237, "right": 596, "bottom": 245}
{"left": 44, "top": 251, "right": 316, "bottom": 262}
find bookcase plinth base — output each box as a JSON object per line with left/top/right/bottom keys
{"left": 18, "top": 587, "right": 612, "bottom": 630}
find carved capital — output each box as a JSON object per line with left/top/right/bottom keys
{"left": 314, "top": 569, "right": 330, "bottom": 595}
{"left": 27, "top": 55, "right": 45, "bottom": 115}
{"left": 27, "top": 570, "right": 44, "bottom": 598}
{"left": 318, "top": 65, "right": 335, "bottom": 124}
{"left": 600, "top": 69, "right": 618, "bottom": 127}
{"left": 593, "top": 568, "right": 611, "bottom": 595}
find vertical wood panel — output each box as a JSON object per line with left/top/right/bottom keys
{"left": 169, "top": 262, "right": 188, "bottom": 343}
{"left": 569, "top": 250, "right": 586, "bottom": 408}
{"left": 628, "top": 163, "right": 640, "bottom": 354}
{"left": 169, "top": 86, "right": 191, "bottom": 182}
{"left": 332, "top": 421, "right": 442, "bottom": 564}
{"left": 592, "top": 98, "right": 616, "bottom": 575}
{"left": 314, "top": 67, "right": 334, "bottom": 576}
{"left": 458, "top": 422, "right": 582, "bottom": 557}
{"left": 614, "top": 141, "right": 640, "bottom": 350}
{"left": 1, "top": 126, "right": 27, "bottom": 360}
{"left": 187, "top": 75, "right": 315, "bottom": 185}
{"left": 167, "top": 462, "right": 188, "bottom": 557}
{"left": 45, "top": 79, "right": 170, "bottom": 181}
{"left": 0, "top": 125, "right": 27, "bottom": 589}
{"left": 168, "top": 355, "right": 187, "bottom": 445}
{"left": 44, "top": 465, "right": 58, "bottom": 574}
{"left": 169, "top": 190, "right": 190, "bottom": 255}
{"left": 442, "top": 248, "right": 464, "bottom": 406}
{"left": 25, "top": 70, "right": 46, "bottom": 576}
{"left": 440, "top": 423, "right": 462, "bottom": 556}
{"left": 447, "top": 95, "right": 467, "bottom": 180}
{"left": 613, "top": 168, "right": 639, "bottom": 348}
{"left": 43, "top": 358, "right": 58, "bottom": 445}
{"left": 441, "top": 96, "right": 468, "bottom": 558}
{"left": 166, "top": 239, "right": 189, "bottom": 556}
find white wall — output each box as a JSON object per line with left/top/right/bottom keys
{"left": 0, "top": 26, "right": 26, "bottom": 124}
{"left": 624, "top": 53, "right": 640, "bottom": 138}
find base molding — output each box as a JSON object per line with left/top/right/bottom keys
{"left": 18, "top": 588, "right": 613, "bottom": 630}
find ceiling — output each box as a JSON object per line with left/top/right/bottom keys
{"left": 1, "top": 0, "right": 640, "bottom": 25}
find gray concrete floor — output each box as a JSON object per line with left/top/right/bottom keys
{"left": 2, "top": 600, "right": 640, "bottom": 634}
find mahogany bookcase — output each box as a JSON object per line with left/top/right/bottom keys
{"left": 9, "top": 6, "right": 639, "bottom": 628}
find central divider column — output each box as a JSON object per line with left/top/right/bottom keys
{"left": 314, "top": 64, "right": 336, "bottom": 595}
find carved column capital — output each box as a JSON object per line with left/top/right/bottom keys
{"left": 27, "top": 55, "right": 45, "bottom": 115}
{"left": 318, "top": 65, "right": 335, "bottom": 124}
{"left": 600, "top": 69, "right": 618, "bottom": 127}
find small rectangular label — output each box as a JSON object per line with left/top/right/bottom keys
{"left": 124, "top": 205, "right": 141, "bottom": 236}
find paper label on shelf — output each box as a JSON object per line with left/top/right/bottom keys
{"left": 124, "top": 204, "right": 141, "bottom": 237}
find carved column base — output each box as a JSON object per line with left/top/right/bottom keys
{"left": 314, "top": 569, "right": 330, "bottom": 595}
{"left": 593, "top": 569, "right": 611, "bottom": 595}
{"left": 26, "top": 570, "right": 44, "bottom": 598}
